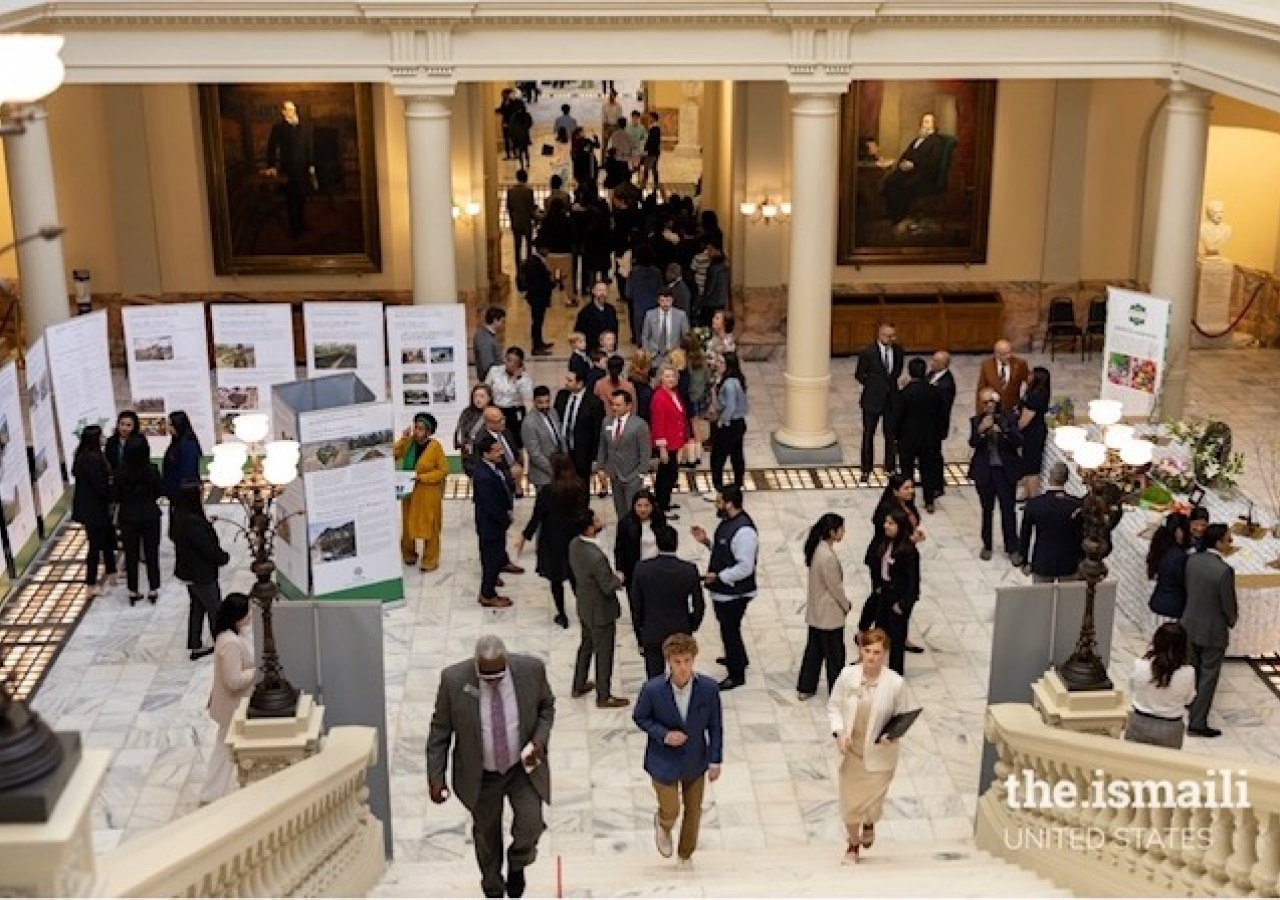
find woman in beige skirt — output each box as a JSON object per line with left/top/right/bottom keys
{"left": 827, "top": 627, "right": 910, "bottom": 861}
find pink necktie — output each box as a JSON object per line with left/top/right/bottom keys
{"left": 491, "top": 688, "right": 510, "bottom": 772}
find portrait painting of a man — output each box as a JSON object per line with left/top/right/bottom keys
{"left": 200, "top": 83, "right": 382, "bottom": 275}
{"left": 839, "top": 80, "right": 996, "bottom": 265}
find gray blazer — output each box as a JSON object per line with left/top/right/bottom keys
{"left": 426, "top": 653, "right": 555, "bottom": 812}
{"left": 640, "top": 306, "right": 690, "bottom": 365}
{"left": 567, "top": 536, "right": 623, "bottom": 628}
{"left": 596, "top": 414, "right": 651, "bottom": 486}
{"left": 806, "top": 540, "right": 852, "bottom": 631}
{"left": 473, "top": 326, "right": 502, "bottom": 383}
{"left": 520, "top": 408, "right": 564, "bottom": 487}
{"left": 1182, "top": 551, "right": 1238, "bottom": 649}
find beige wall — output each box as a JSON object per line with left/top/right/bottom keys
{"left": 0, "top": 147, "right": 14, "bottom": 280}
{"left": 1203, "top": 126, "right": 1280, "bottom": 271}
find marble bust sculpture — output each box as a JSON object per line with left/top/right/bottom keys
{"left": 1200, "top": 199, "right": 1233, "bottom": 256}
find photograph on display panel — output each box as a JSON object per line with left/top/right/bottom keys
{"left": 199, "top": 83, "right": 382, "bottom": 275}
{"left": 838, "top": 80, "right": 996, "bottom": 265}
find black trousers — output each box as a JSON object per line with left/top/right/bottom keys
{"left": 877, "top": 593, "right": 911, "bottom": 675}
{"left": 860, "top": 407, "right": 896, "bottom": 474}
{"left": 976, "top": 467, "right": 1019, "bottom": 553}
{"left": 654, "top": 454, "right": 679, "bottom": 511}
{"left": 643, "top": 643, "right": 668, "bottom": 680}
{"left": 186, "top": 581, "right": 220, "bottom": 650}
{"left": 797, "top": 626, "right": 846, "bottom": 695}
{"left": 512, "top": 228, "right": 532, "bottom": 266}
{"left": 470, "top": 767, "right": 546, "bottom": 898}
{"left": 84, "top": 524, "right": 118, "bottom": 586}
{"left": 714, "top": 596, "right": 750, "bottom": 681}
{"left": 120, "top": 518, "right": 161, "bottom": 594}
{"left": 710, "top": 420, "right": 746, "bottom": 491}
{"left": 500, "top": 406, "right": 526, "bottom": 452}
{"left": 897, "top": 441, "right": 925, "bottom": 489}
{"left": 920, "top": 441, "right": 946, "bottom": 503}
{"left": 479, "top": 534, "right": 506, "bottom": 599}
{"left": 529, "top": 301, "right": 549, "bottom": 349}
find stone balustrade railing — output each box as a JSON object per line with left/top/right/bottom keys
{"left": 977, "top": 703, "right": 1280, "bottom": 897}
{"left": 98, "top": 725, "right": 385, "bottom": 898}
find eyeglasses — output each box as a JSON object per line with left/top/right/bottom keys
{"left": 477, "top": 667, "right": 507, "bottom": 682}
{"left": 983, "top": 399, "right": 998, "bottom": 405}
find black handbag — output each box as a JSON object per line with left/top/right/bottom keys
{"left": 540, "top": 143, "right": 554, "bottom": 157}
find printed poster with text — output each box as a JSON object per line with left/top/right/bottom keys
{"left": 1100, "top": 287, "right": 1172, "bottom": 418}
{"left": 122, "top": 303, "right": 218, "bottom": 454}
{"left": 299, "top": 402, "right": 401, "bottom": 600}
{"left": 209, "top": 304, "right": 296, "bottom": 438}
{"left": 303, "top": 302, "right": 387, "bottom": 401}
{"left": 44, "top": 311, "right": 116, "bottom": 483}
{"left": 385, "top": 305, "right": 467, "bottom": 449}
{"left": 0, "top": 362, "right": 39, "bottom": 566}
{"left": 25, "top": 337, "right": 65, "bottom": 517}
{"left": 269, "top": 389, "right": 309, "bottom": 596}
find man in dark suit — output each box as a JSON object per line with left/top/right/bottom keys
{"left": 506, "top": 168, "right": 537, "bottom": 266}
{"left": 555, "top": 370, "right": 605, "bottom": 482}
{"left": 573, "top": 280, "right": 620, "bottom": 352}
{"left": 427, "top": 635, "right": 555, "bottom": 899}
{"left": 472, "top": 406, "right": 526, "bottom": 505}
{"left": 633, "top": 633, "right": 723, "bottom": 865}
{"left": 263, "top": 100, "right": 316, "bottom": 239}
{"left": 967, "top": 389, "right": 1023, "bottom": 562}
{"left": 520, "top": 245, "right": 555, "bottom": 356}
{"left": 893, "top": 357, "right": 941, "bottom": 494}
{"left": 881, "top": 112, "right": 946, "bottom": 223}
{"left": 1018, "top": 462, "right": 1083, "bottom": 581}
{"left": 922, "top": 350, "right": 957, "bottom": 511}
{"left": 567, "top": 509, "right": 630, "bottom": 709}
{"left": 1182, "top": 523, "right": 1238, "bottom": 738}
{"left": 596, "top": 391, "right": 652, "bottom": 522}
{"left": 630, "top": 525, "right": 706, "bottom": 679}
{"left": 855, "top": 321, "right": 904, "bottom": 483}
{"left": 473, "top": 435, "right": 515, "bottom": 608}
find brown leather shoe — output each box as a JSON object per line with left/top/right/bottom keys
{"left": 496, "top": 578, "right": 506, "bottom": 587}
{"left": 571, "top": 681, "right": 596, "bottom": 698}
{"left": 502, "top": 563, "right": 526, "bottom": 574}
{"left": 596, "top": 696, "right": 630, "bottom": 709}
{"left": 479, "top": 595, "right": 513, "bottom": 608}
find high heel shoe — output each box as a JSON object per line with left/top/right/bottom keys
{"left": 147, "top": 591, "right": 159, "bottom": 604}
{"left": 128, "top": 593, "right": 142, "bottom": 606}
{"left": 553, "top": 613, "right": 569, "bottom": 629}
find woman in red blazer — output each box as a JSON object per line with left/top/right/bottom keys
{"left": 650, "top": 365, "right": 688, "bottom": 519}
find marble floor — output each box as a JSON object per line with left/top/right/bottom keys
{"left": 26, "top": 346, "right": 1280, "bottom": 887}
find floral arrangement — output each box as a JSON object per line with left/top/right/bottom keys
{"left": 1160, "top": 419, "right": 1245, "bottom": 491}
{"left": 1149, "top": 452, "right": 1196, "bottom": 494}
{"left": 1045, "top": 396, "right": 1076, "bottom": 428}
{"left": 690, "top": 326, "right": 712, "bottom": 354}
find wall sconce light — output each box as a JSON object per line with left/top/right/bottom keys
{"left": 452, "top": 200, "right": 482, "bottom": 223}
{"left": 739, "top": 197, "right": 791, "bottom": 225}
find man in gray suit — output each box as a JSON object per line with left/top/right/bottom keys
{"left": 641, "top": 288, "right": 690, "bottom": 370}
{"left": 473, "top": 307, "right": 506, "bottom": 383}
{"left": 520, "top": 385, "right": 563, "bottom": 489}
{"left": 427, "top": 635, "right": 556, "bottom": 898}
{"left": 567, "top": 509, "right": 630, "bottom": 709}
{"left": 595, "top": 390, "right": 652, "bottom": 521}
{"left": 1181, "top": 523, "right": 1238, "bottom": 738}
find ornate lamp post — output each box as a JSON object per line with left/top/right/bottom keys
{"left": 208, "top": 414, "right": 302, "bottom": 718}
{"left": 1053, "top": 400, "right": 1154, "bottom": 691}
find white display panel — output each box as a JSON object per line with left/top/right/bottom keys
{"left": 121, "top": 303, "right": 218, "bottom": 454}
{"left": 44, "top": 311, "right": 116, "bottom": 483}
{"left": 385, "top": 304, "right": 468, "bottom": 447}
{"left": 303, "top": 302, "right": 387, "bottom": 401}
{"left": 1100, "top": 287, "right": 1172, "bottom": 418}
{"left": 25, "top": 337, "right": 65, "bottom": 518}
{"left": 0, "top": 362, "right": 39, "bottom": 563}
{"left": 209, "top": 303, "right": 296, "bottom": 438}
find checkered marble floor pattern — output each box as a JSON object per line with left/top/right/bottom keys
{"left": 22, "top": 347, "right": 1280, "bottom": 881}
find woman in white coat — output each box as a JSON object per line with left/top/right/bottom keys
{"left": 827, "top": 627, "right": 910, "bottom": 861}
{"left": 199, "top": 592, "right": 257, "bottom": 804}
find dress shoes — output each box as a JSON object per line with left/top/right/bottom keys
{"left": 1009, "top": 552, "right": 1025, "bottom": 567}
{"left": 860, "top": 823, "right": 876, "bottom": 847}
{"left": 479, "top": 595, "right": 513, "bottom": 608}
{"left": 979, "top": 548, "right": 993, "bottom": 561}
{"left": 925, "top": 503, "right": 936, "bottom": 514}
{"left": 715, "top": 656, "right": 750, "bottom": 668}
{"left": 717, "top": 678, "right": 743, "bottom": 691}
{"left": 553, "top": 613, "right": 570, "bottom": 629}
{"left": 502, "top": 562, "right": 526, "bottom": 575}
{"left": 1187, "top": 726, "right": 1222, "bottom": 738}
{"left": 571, "top": 681, "right": 596, "bottom": 699}
{"left": 189, "top": 647, "right": 214, "bottom": 661}
{"left": 904, "top": 642, "right": 925, "bottom": 654}
{"left": 505, "top": 868, "right": 526, "bottom": 899}
{"left": 654, "top": 812, "right": 674, "bottom": 858}
{"left": 496, "top": 578, "right": 506, "bottom": 587}
{"left": 596, "top": 696, "right": 630, "bottom": 708}
{"left": 531, "top": 347, "right": 553, "bottom": 357}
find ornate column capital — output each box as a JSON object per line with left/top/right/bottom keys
{"left": 1162, "top": 77, "right": 1213, "bottom": 110}
{"left": 787, "top": 25, "right": 854, "bottom": 90}
{"left": 388, "top": 27, "right": 456, "bottom": 88}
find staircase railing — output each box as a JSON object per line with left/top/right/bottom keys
{"left": 978, "top": 703, "right": 1280, "bottom": 897}
{"left": 98, "top": 725, "right": 385, "bottom": 898}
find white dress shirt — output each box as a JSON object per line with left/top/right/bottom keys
{"left": 486, "top": 368, "right": 533, "bottom": 409}
{"left": 1130, "top": 659, "right": 1197, "bottom": 719}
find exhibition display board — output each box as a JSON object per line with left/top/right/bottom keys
{"left": 303, "top": 302, "right": 388, "bottom": 402}
{"left": 0, "top": 362, "right": 40, "bottom": 575}
{"left": 210, "top": 303, "right": 296, "bottom": 437}
{"left": 25, "top": 336, "right": 66, "bottom": 526}
{"left": 385, "top": 305, "right": 468, "bottom": 451}
{"left": 1100, "top": 287, "right": 1172, "bottom": 418}
{"left": 44, "top": 311, "right": 116, "bottom": 483}
{"left": 272, "top": 374, "right": 403, "bottom": 603}
{"left": 121, "top": 303, "right": 218, "bottom": 454}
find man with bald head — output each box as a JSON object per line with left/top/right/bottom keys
{"left": 974, "top": 339, "right": 1029, "bottom": 413}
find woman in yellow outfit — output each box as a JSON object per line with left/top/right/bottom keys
{"left": 394, "top": 412, "right": 449, "bottom": 571}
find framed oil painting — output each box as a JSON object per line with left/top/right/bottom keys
{"left": 838, "top": 80, "right": 996, "bottom": 266}
{"left": 199, "top": 83, "right": 382, "bottom": 275}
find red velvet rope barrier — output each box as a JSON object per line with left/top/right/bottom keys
{"left": 1192, "top": 277, "right": 1265, "bottom": 339}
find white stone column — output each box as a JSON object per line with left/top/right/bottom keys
{"left": 774, "top": 87, "right": 844, "bottom": 451}
{"left": 1150, "top": 81, "right": 1212, "bottom": 420}
{"left": 401, "top": 90, "right": 458, "bottom": 305}
{"left": 2, "top": 104, "right": 71, "bottom": 341}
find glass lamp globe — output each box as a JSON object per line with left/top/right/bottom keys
{"left": 1088, "top": 399, "right": 1123, "bottom": 426}
{"left": 263, "top": 459, "right": 298, "bottom": 486}
{"left": 779, "top": 202, "right": 792, "bottom": 217}
{"left": 0, "top": 35, "right": 66, "bottom": 105}
{"left": 1074, "top": 441, "right": 1107, "bottom": 470}
{"left": 761, "top": 203, "right": 778, "bottom": 219}
{"left": 1104, "top": 424, "right": 1135, "bottom": 450}
{"left": 464, "top": 201, "right": 482, "bottom": 217}
{"left": 266, "top": 440, "right": 301, "bottom": 463}
{"left": 1120, "top": 438, "right": 1154, "bottom": 467}
{"left": 209, "top": 461, "right": 245, "bottom": 489}
{"left": 232, "top": 413, "right": 269, "bottom": 444}
{"left": 1054, "top": 426, "right": 1087, "bottom": 454}
{"left": 739, "top": 201, "right": 758, "bottom": 217}
{"left": 211, "top": 441, "right": 249, "bottom": 471}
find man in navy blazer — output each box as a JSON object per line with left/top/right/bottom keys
{"left": 633, "top": 633, "right": 723, "bottom": 865}
{"left": 1018, "top": 462, "right": 1083, "bottom": 581}
{"left": 630, "top": 525, "right": 706, "bottom": 679}
{"left": 474, "top": 435, "right": 514, "bottom": 608}
{"left": 967, "top": 388, "right": 1023, "bottom": 562}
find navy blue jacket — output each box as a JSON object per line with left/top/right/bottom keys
{"left": 966, "top": 411, "right": 1022, "bottom": 485}
{"left": 633, "top": 672, "right": 723, "bottom": 784}
{"left": 1149, "top": 544, "right": 1189, "bottom": 618}
{"left": 1018, "top": 489, "right": 1084, "bottom": 578}
{"left": 472, "top": 461, "right": 512, "bottom": 541}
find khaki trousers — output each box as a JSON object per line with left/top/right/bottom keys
{"left": 653, "top": 774, "right": 706, "bottom": 860}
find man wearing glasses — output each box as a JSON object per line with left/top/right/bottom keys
{"left": 427, "top": 635, "right": 556, "bottom": 898}
{"left": 967, "top": 390, "right": 1023, "bottom": 563}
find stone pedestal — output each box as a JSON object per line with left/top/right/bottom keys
{"left": 675, "top": 82, "right": 702, "bottom": 156}
{"left": 229, "top": 692, "right": 325, "bottom": 788}
{"left": 0, "top": 749, "right": 109, "bottom": 897}
{"left": 1192, "top": 256, "right": 1235, "bottom": 349}
{"left": 1031, "top": 669, "right": 1128, "bottom": 737}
